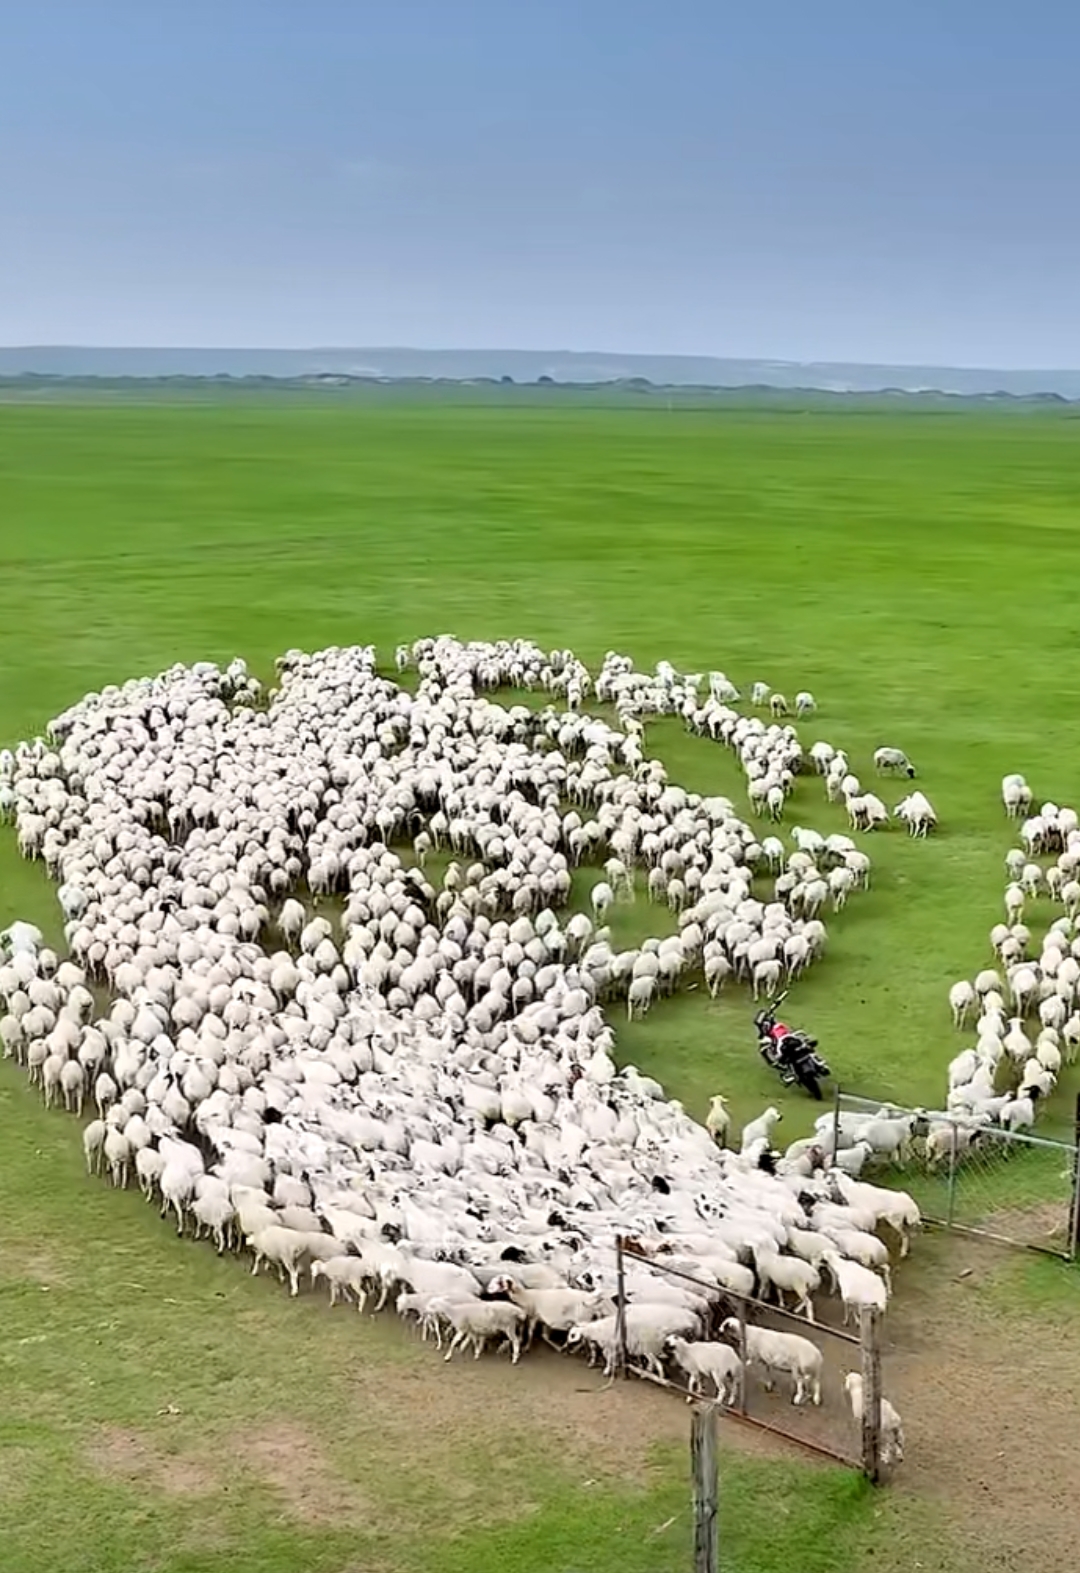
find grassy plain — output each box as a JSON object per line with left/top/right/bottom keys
{"left": 1, "top": 398, "right": 1080, "bottom": 1572}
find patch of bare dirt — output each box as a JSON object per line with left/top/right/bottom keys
{"left": 0, "top": 1242, "right": 71, "bottom": 1290}
{"left": 883, "top": 1237, "right": 1080, "bottom": 1573}
{"left": 981, "top": 1200, "right": 1069, "bottom": 1247}
{"left": 240, "top": 1421, "right": 371, "bottom": 1525}
{"left": 86, "top": 1425, "right": 218, "bottom": 1497}
{"left": 335, "top": 1330, "right": 823, "bottom": 1487}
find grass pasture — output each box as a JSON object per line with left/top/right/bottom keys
{"left": 2, "top": 398, "right": 1080, "bottom": 1572}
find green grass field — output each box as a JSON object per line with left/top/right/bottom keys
{"left": 2, "top": 399, "right": 1079, "bottom": 1572}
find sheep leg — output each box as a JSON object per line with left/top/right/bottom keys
{"left": 172, "top": 1197, "right": 185, "bottom": 1237}
{"left": 444, "top": 1329, "right": 467, "bottom": 1363}
{"left": 355, "top": 1287, "right": 368, "bottom": 1315}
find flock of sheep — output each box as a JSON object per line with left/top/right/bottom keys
{"left": 942, "top": 774, "right": 1080, "bottom": 1155}
{"left": 0, "top": 638, "right": 944, "bottom": 1464}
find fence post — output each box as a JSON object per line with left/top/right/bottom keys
{"left": 1069, "top": 1095, "right": 1080, "bottom": 1262}
{"left": 735, "top": 1295, "right": 749, "bottom": 1416}
{"left": 830, "top": 1082, "right": 842, "bottom": 1162}
{"left": 691, "top": 1404, "right": 719, "bottom": 1573}
{"left": 614, "top": 1234, "right": 628, "bottom": 1378}
{"left": 859, "top": 1305, "right": 882, "bottom": 1484}
{"left": 945, "top": 1118, "right": 959, "bottom": 1228}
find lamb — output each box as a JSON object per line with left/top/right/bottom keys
{"left": 665, "top": 1336, "right": 743, "bottom": 1404}
{"left": 720, "top": 1318, "right": 822, "bottom": 1406}
{"left": 843, "top": 1372, "right": 905, "bottom": 1467}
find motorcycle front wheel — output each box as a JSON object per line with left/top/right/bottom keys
{"left": 797, "top": 1071, "right": 823, "bottom": 1100}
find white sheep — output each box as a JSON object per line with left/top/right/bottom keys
{"left": 948, "top": 980, "right": 976, "bottom": 1028}
{"left": 311, "top": 1255, "right": 370, "bottom": 1310}
{"left": 721, "top": 1318, "right": 822, "bottom": 1406}
{"left": 751, "top": 1245, "right": 819, "bottom": 1321}
{"left": 821, "top": 1251, "right": 888, "bottom": 1324}
{"left": 873, "top": 747, "right": 915, "bottom": 778}
{"left": 665, "top": 1336, "right": 743, "bottom": 1404}
{"left": 432, "top": 1296, "right": 526, "bottom": 1364}
{"left": 740, "top": 1106, "right": 782, "bottom": 1154}
{"left": 705, "top": 1094, "right": 730, "bottom": 1147}
{"left": 843, "top": 1372, "right": 904, "bottom": 1466}
{"left": 247, "top": 1225, "right": 311, "bottom": 1297}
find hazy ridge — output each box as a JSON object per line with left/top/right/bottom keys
{"left": 4, "top": 344, "right": 1080, "bottom": 398}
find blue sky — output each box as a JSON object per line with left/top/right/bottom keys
{"left": 2, "top": 1, "right": 1077, "bottom": 364}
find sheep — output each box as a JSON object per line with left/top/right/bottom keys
{"left": 948, "top": 981, "right": 976, "bottom": 1028}
{"left": 894, "top": 791, "right": 936, "bottom": 837}
{"left": 740, "top": 1106, "right": 782, "bottom": 1154}
{"left": 665, "top": 1336, "right": 743, "bottom": 1404}
{"left": 820, "top": 1251, "right": 888, "bottom": 1324}
{"left": 843, "top": 1372, "right": 904, "bottom": 1467}
{"left": 247, "top": 1225, "right": 311, "bottom": 1296}
{"left": 751, "top": 1245, "right": 819, "bottom": 1321}
{"left": 720, "top": 1318, "right": 822, "bottom": 1406}
{"left": 310, "top": 1255, "right": 370, "bottom": 1311}
{"left": 433, "top": 1296, "right": 527, "bottom": 1363}
{"left": 827, "top": 1173, "right": 921, "bottom": 1257}
{"left": 494, "top": 1280, "right": 608, "bottom": 1348}
{"left": 0, "top": 638, "right": 892, "bottom": 1397}
{"left": 1002, "top": 775, "right": 1032, "bottom": 818}
{"left": 819, "top": 1225, "right": 892, "bottom": 1292}
{"left": 874, "top": 747, "right": 915, "bottom": 778}
{"left": 705, "top": 1094, "right": 730, "bottom": 1147}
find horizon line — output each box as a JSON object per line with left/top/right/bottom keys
{"left": 5, "top": 343, "right": 1080, "bottom": 375}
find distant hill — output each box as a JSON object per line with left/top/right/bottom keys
{"left": 3, "top": 345, "right": 1080, "bottom": 399}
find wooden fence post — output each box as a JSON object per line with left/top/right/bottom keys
{"left": 735, "top": 1296, "right": 749, "bottom": 1416}
{"left": 1069, "top": 1095, "right": 1080, "bottom": 1262}
{"left": 859, "top": 1305, "right": 882, "bottom": 1484}
{"left": 614, "top": 1234, "right": 628, "bottom": 1378}
{"left": 691, "top": 1404, "right": 719, "bottom": 1573}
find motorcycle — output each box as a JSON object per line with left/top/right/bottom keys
{"left": 753, "top": 991, "right": 831, "bottom": 1100}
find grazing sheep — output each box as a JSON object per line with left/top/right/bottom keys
{"left": 873, "top": 747, "right": 915, "bottom": 778}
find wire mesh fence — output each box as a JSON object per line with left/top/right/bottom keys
{"left": 614, "top": 1239, "right": 889, "bottom": 1472}
{"left": 827, "top": 1089, "right": 1080, "bottom": 1260}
